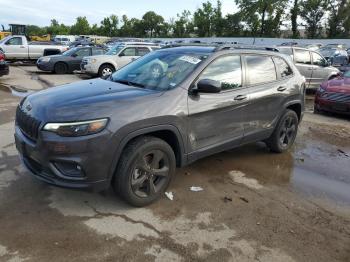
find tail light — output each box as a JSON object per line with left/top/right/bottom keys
{"left": 0, "top": 53, "right": 4, "bottom": 62}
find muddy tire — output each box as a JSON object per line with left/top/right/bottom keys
{"left": 113, "top": 136, "right": 176, "bottom": 207}
{"left": 98, "top": 64, "right": 115, "bottom": 78}
{"left": 266, "top": 110, "right": 299, "bottom": 153}
{"left": 314, "top": 104, "right": 321, "bottom": 114}
{"left": 54, "top": 62, "right": 68, "bottom": 74}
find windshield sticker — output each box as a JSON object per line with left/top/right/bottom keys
{"left": 179, "top": 55, "right": 202, "bottom": 64}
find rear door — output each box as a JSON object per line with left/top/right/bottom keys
{"left": 293, "top": 49, "right": 312, "bottom": 88}
{"left": 3, "top": 37, "right": 27, "bottom": 59}
{"left": 241, "top": 54, "right": 292, "bottom": 142}
{"left": 187, "top": 55, "right": 247, "bottom": 155}
{"left": 309, "top": 51, "right": 329, "bottom": 88}
{"left": 117, "top": 47, "right": 138, "bottom": 68}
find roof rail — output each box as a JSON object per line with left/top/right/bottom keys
{"left": 214, "top": 44, "right": 280, "bottom": 52}
{"left": 161, "top": 43, "right": 214, "bottom": 49}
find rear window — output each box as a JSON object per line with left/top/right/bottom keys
{"left": 274, "top": 57, "right": 293, "bottom": 78}
{"left": 246, "top": 55, "right": 277, "bottom": 85}
{"left": 294, "top": 49, "right": 311, "bottom": 64}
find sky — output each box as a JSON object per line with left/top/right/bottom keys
{"left": 0, "top": 0, "right": 237, "bottom": 28}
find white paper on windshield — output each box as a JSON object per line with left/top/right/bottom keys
{"left": 179, "top": 55, "right": 202, "bottom": 64}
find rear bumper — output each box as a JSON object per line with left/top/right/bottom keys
{"left": 0, "top": 62, "right": 9, "bottom": 76}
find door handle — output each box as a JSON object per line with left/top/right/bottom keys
{"left": 234, "top": 95, "right": 247, "bottom": 101}
{"left": 20, "top": 46, "right": 25, "bottom": 48}
{"left": 277, "top": 86, "right": 287, "bottom": 92}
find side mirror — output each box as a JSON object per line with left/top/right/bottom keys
{"left": 193, "top": 79, "right": 221, "bottom": 94}
{"left": 71, "top": 53, "right": 78, "bottom": 57}
{"left": 119, "top": 53, "right": 125, "bottom": 57}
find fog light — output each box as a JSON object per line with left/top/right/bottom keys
{"left": 53, "top": 161, "right": 85, "bottom": 178}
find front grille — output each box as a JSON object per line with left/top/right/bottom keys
{"left": 16, "top": 106, "right": 42, "bottom": 140}
{"left": 322, "top": 92, "right": 350, "bottom": 103}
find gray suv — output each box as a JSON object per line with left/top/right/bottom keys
{"left": 278, "top": 46, "right": 339, "bottom": 89}
{"left": 14, "top": 45, "right": 305, "bottom": 206}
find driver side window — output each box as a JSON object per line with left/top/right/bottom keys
{"left": 120, "top": 47, "right": 137, "bottom": 56}
{"left": 197, "top": 55, "right": 242, "bottom": 91}
{"left": 6, "top": 37, "right": 22, "bottom": 45}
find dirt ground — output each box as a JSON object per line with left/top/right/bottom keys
{"left": 0, "top": 66, "right": 349, "bottom": 262}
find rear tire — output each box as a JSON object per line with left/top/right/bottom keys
{"left": 266, "top": 110, "right": 299, "bottom": 153}
{"left": 113, "top": 136, "right": 176, "bottom": 207}
{"left": 54, "top": 62, "right": 68, "bottom": 74}
{"left": 98, "top": 64, "right": 115, "bottom": 78}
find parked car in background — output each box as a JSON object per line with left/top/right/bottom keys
{"left": 314, "top": 70, "right": 350, "bottom": 115}
{"left": 319, "top": 48, "right": 349, "bottom": 66}
{"left": 81, "top": 44, "right": 160, "bottom": 77}
{"left": 302, "top": 43, "right": 323, "bottom": 51}
{"left": 0, "top": 50, "right": 9, "bottom": 77}
{"left": 324, "top": 43, "right": 347, "bottom": 49}
{"left": 280, "top": 41, "right": 298, "bottom": 46}
{"left": 14, "top": 45, "right": 305, "bottom": 206}
{"left": 37, "top": 46, "right": 107, "bottom": 74}
{"left": 53, "top": 35, "right": 76, "bottom": 45}
{"left": 0, "top": 35, "right": 68, "bottom": 60}
{"left": 278, "top": 46, "right": 339, "bottom": 89}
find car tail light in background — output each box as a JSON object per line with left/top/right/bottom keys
{"left": 0, "top": 52, "right": 5, "bottom": 62}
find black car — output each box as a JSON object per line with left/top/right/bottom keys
{"left": 36, "top": 46, "right": 107, "bottom": 74}
{"left": 0, "top": 50, "right": 9, "bottom": 77}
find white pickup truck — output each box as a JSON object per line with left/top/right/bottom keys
{"left": 0, "top": 35, "right": 68, "bottom": 60}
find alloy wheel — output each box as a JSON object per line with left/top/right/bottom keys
{"left": 279, "top": 116, "right": 297, "bottom": 148}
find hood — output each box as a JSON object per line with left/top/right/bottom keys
{"left": 322, "top": 77, "right": 350, "bottom": 93}
{"left": 24, "top": 78, "right": 160, "bottom": 122}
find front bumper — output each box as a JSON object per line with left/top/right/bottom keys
{"left": 80, "top": 61, "right": 98, "bottom": 75}
{"left": 36, "top": 61, "right": 54, "bottom": 72}
{"left": 0, "top": 62, "right": 9, "bottom": 76}
{"left": 315, "top": 94, "right": 350, "bottom": 115}
{"left": 14, "top": 125, "right": 113, "bottom": 191}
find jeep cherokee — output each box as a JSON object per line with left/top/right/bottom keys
{"left": 14, "top": 45, "right": 305, "bottom": 206}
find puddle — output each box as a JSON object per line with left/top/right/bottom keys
{"left": 0, "top": 84, "right": 33, "bottom": 97}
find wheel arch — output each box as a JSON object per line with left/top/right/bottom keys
{"left": 108, "top": 125, "right": 186, "bottom": 182}
{"left": 286, "top": 102, "right": 302, "bottom": 121}
{"left": 99, "top": 62, "right": 116, "bottom": 72}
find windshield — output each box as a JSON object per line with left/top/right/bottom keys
{"left": 110, "top": 50, "right": 209, "bottom": 91}
{"left": 62, "top": 47, "right": 78, "bottom": 56}
{"left": 320, "top": 48, "right": 337, "bottom": 57}
{"left": 106, "top": 45, "right": 124, "bottom": 55}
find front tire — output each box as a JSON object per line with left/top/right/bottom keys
{"left": 98, "top": 64, "right": 115, "bottom": 78}
{"left": 113, "top": 136, "right": 176, "bottom": 207}
{"left": 54, "top": 62, "right": 68, "bottom": 74}
{"left": 266, "top": 110, "right": 299, "bottom": 153}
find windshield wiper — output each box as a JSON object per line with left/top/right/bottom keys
{"left": 113, "top": 79, "right": 145, "bottom": 88}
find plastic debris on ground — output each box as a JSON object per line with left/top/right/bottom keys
{"left": 190, "top": 186, "right": 203, "bottom": 192}
{"left": 165, "top": 192, "right": 174, "bottom": 201}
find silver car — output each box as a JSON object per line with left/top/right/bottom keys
{"left": 278, "top": 46, "right": 339, "bottom": 89}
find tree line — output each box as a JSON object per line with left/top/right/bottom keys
{"left": 25, "top": 0, "right": 350, "bottom": 39}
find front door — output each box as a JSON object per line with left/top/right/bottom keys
{"left": 3, "top": 37, "right": 26, "bottom": 59}
{"left": 293, "top": 49, "right": 312, "bottom": 88}
{"left": 71, "top": 48, "right": 91, "bottom": 71}
{"left": 187, "top": 55, "right": 247, "bottom": 157}
{"left": 117, "top": 47, "right": 139, "bottom": 68}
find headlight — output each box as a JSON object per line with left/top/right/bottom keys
{"left": 318, "top": 86, "right": 326, "bottom": 93}
{"left": 43, "top": 118, "right": 108, "bottom": 137}
{"left": 40, "top": 57, "right": 51, "bottom": 62}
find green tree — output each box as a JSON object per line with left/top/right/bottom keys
{"left": 327, "top": 0, "right": 348, "bottom": 38}
{"left": 70, "top": 16, "right": 91, "bottom": 35}
{"left": 290, "top": 0, "right": 300, "bottom": 38}
{"left": 141, "top": 11, "right": 164, "bottom": 37}
{"left": 27, "top": 25, "right": 46, "bottom": 36}
{"left": 235, "top": 0, "right": 288, "bottom": 37}
{"left": 173, "top": 10, "right": 192, "bottom": 37}
{"left": 100, "top": 15, "right": 119, "bottom": 36}
{"left": 300, "top": 0, "right": 327, "bottom": 38}
{"left": 222, "top": 13, "right": 244, "bottom": 36}
{"left": 193, "top": 1, "right": 216, "bottom": 37}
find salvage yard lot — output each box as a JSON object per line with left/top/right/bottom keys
{"left": 0, "top": 65, "right": 350, "bottom": 261}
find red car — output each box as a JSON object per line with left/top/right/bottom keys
{"left": 314, "top": 71, "right": 350, "bottom": 115}
{"left": 0, "top": 50, "right": 9, "bottom": 77}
